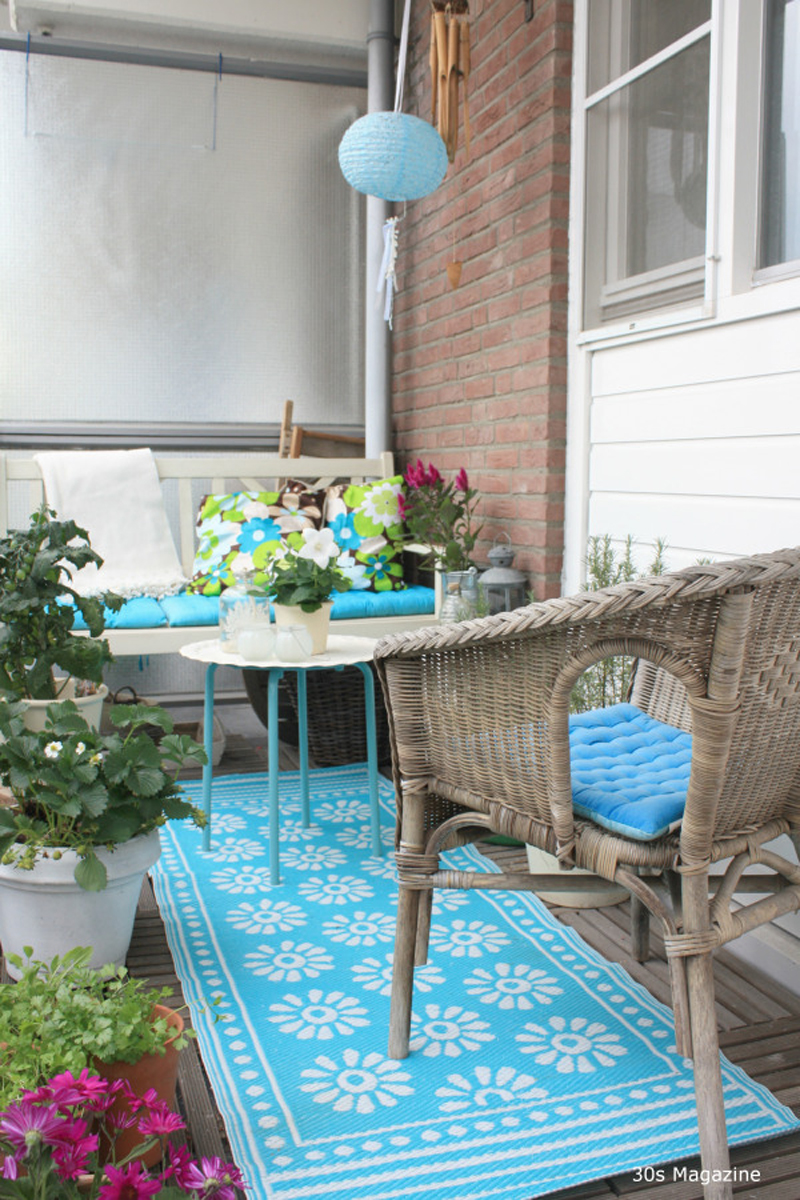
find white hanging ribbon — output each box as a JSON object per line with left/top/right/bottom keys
{"left": 377, "top": 216, "right": 400, "bottom": 328}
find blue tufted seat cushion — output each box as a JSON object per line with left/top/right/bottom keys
{"left": 157, "top": 583, "right": 436, "bottom": 628}
{"left": 569, "top": 702, "right": 692, "bottom": 841}
{"left": 69, "top": 596, "right": 168, "bottom": 630}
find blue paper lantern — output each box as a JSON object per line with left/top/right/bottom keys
{"left": 338, "top": 111, "right": 448, "bottom": 202}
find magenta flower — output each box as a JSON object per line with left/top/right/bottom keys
{"left": 0, "top": 1100, "right": 71, "bottom": 1156}
{"left": 1, "top": 1156, "right": 18, "bottom": 1180}
{"left": 136, "top": 1100, "right": 186, "bottom": 1139}
{"left": 98, "top": 1160, "right": 161, "bottom": 1199}
{"left": 166, "top": 1143, "right": 206, "bottom": 1189}
{"left": 31, "top": 1069, "right": 112, "bottom": 1113}
{"left": 194, "top": 1155, "right": 249, "bottom": 1199}
{"left": 403, "top": 460, "right": 426, "bottom": 489}
{"left": 53, "top": 1131, "right": 98, "bottom": 1179}
{"left": 123, "top": 1084, "right": 159, "bottom": 1114}
{"left": 424, "top": 462, "right": 443, "bottom": 486}
{"left": 455, "top": 467, "right": 469, "bottom": 492}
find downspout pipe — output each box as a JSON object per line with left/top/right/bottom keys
{"left": 364, "top": 0, "right": 395, "bottom": 457}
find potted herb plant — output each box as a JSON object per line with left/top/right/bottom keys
{"left": 0, "top": 699, "right": 206, "bottom": 975}
{"left": 268, "top": 526, "right": 352, "bottom": 653}
{"left": 0, "top": 505, "right": 122, "bottom": 727}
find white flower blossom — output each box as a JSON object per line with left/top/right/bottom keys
{"left": 297, "top": 526, "right": 339, "bottom": 569}
{"left": 44, "top": 741, "right": 63, "bottom": 759}
{"left": 74, "top": 742, "right": 86, "bottom": 756}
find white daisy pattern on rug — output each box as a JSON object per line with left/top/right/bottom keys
{"left": 516, "top": 1015, "right": 629, "bottom": 1074}
{"left": 464, "top": 961, "right": 564, "bottom": 1010}
{"left": 242, "top": 941, "right": 334, "bottom": 982}
{"left": 152, "top": 765, "right": 800, "bottom": 1200}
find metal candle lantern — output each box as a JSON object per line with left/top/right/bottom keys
{"left": 479, "top": 535, "right": 528, "bottom": 615}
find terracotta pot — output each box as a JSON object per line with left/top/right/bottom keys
{"left": 94, "top": 1004, "right": 184, "bottom": 1168}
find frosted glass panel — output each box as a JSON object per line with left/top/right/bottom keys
{"left": 0, "top": 52, "right": 365, "bottom": 428}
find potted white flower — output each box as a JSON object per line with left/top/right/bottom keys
{"left": 268, "top": 527, "right": 352, "bottom": 653}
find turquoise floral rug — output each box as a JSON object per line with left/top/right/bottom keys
{"left": 151, "top": 766, "right": 799, "bottom": 1200}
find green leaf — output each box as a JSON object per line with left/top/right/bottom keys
{"left": 73, "top": 852, "right": 108, "bottom": 892}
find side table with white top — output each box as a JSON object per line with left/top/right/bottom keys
{"left": 180, "top": 635, "right": 384, "bottom": 884}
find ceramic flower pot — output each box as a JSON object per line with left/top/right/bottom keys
{"left": 95, "top": 1004, "right": 184, "bottom": 1168}
{"left": 274, "top": 601, "right": 332, "bottom": 655}
{"left": 0, "top": 829, "right": 161, "bottom": 978}
{"left": 21, "top": 680, "right": 108, "bottom": 732}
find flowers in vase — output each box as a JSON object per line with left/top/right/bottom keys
{"left": 398, "top": 462, "right": 482, "bottom": 572}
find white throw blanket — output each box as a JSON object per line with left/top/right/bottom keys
{"left": 35, "top": 448, "right": 188, "bottom": 599}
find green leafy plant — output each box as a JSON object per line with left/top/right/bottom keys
{"left": 267, "top": 526, "right": 351, "bottom": 613}
{"left": 0, "top": 700, "right": 206, "bottom": 891}
{"left": 398, "top": 461, "right": 482, "bottom": 572}
{"left": 0, "top": 947, "right": 201, "bottom": 1109}
{"left": 0, "top": 505, "right": 123, "bottom": 700}
{"left": 569, "top": 535, "right": 668, "bottom": 713}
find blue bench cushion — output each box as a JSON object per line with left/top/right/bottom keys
{"left": 70, "top": 596, "right": 168, "bottom": 630}
{"left": 569, "top": 702, "right": 692, "bottom": 841}
{"left": 158, "top": 584, "right": 436, "bottom": 628}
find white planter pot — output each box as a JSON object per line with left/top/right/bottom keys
{"left": 22, "top": 680, "right": 108, "bottom": 732}
{"left": 525, "top": 844, "right": 627, "bottom": 908}
{"left": 274, "top": 601, "right": 332, "bottom": 655}
{"left": 0, "top": 829, "right": 161, "bottom": 978}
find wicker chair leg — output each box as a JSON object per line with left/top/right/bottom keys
{"left": 415, "top": 889, "right": 433, "bottom": 966}
{"left": 389, "top": 791, "right": 429, "bottom": 1060}
{"left": 685, "top": 949, "right": 733, "bottom": 1199}
{"left": 683, "top": 875, "right": 733, "bottom": 1200}
{"left": 630, "top": 892, "right": 651, "bottom": 961}
{"left": 389, "top": 883, "right": 421, "bottom": 1059}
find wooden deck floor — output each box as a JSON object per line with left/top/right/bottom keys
{"left": 126, "top": 731, "right": 800, "bottom": 1199}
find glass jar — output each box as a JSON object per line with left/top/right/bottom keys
{"left": 218, "top": 577, "right": 272, "bottom": 654}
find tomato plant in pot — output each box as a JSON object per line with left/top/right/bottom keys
{"left": 0, "top": 505, "right": 123, "bottom": 726}
{"left": 0, "top": 699, "right": 207, "bottom": 976}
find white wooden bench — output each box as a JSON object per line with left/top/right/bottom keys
{"left": 0, "top": 450, "right": 438, "bottom": 659}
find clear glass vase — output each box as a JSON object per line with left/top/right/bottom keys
{"left": 439, "top": 567, "right": 480, "bottom": 623}
{"left": 218, "top": 578, "right": 272, "bottom": 653}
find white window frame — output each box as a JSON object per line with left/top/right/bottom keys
{"left": 577, "top": 6, "right": 719, "bottom": 344}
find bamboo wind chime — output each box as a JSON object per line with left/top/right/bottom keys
{"left": 430, "top": 1, "right": 471, "bottom": 164}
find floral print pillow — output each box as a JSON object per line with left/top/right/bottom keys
{"left": 324, "top": 476, "right": 406, "bottom": 592}
{"left": 188, "top": 481, "right": 325, "bottom": 595}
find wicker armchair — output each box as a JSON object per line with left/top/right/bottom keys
{"left": 373, "top": 547, "right": 800, "bottom": 1200}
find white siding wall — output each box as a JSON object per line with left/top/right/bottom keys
{"left": 587, "top": 309, "right": 800, "bottom": 573}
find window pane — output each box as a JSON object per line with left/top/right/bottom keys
{"left": 584, "top": 37, "right": 709, "bottom": 328}
{"left": 0, "top": 53, "right": 365, "bottom": 429}
{"left": 760, "top": 0, "right": 800, "bottom": 267}
{"left": 588, "top": 0, "right": 710, "bottom": 94}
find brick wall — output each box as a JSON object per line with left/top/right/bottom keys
{"left": 391, "top": 0, "right": 572, "bottom": 599}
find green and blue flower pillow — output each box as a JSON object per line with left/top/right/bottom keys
{"left": 189, "top": 475, "right": 407, "bottom": 596}
{"left": 188, "top": 482, "right": 325, "bottom": 595}
{"left": 323, "top": 475, "right": 406, "bottom": 592}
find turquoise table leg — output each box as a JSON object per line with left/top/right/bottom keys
{"left": 267, "top": 667, "right": 284, "bottom": 884}
{"left": 201, "top": 661, "right": 218, "bottom": 852}
{"left": 355, "top": 661, "right": 382, "bottom": 857}
{"left": 296, "top": 669, "right": 310, "bottom": 827}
